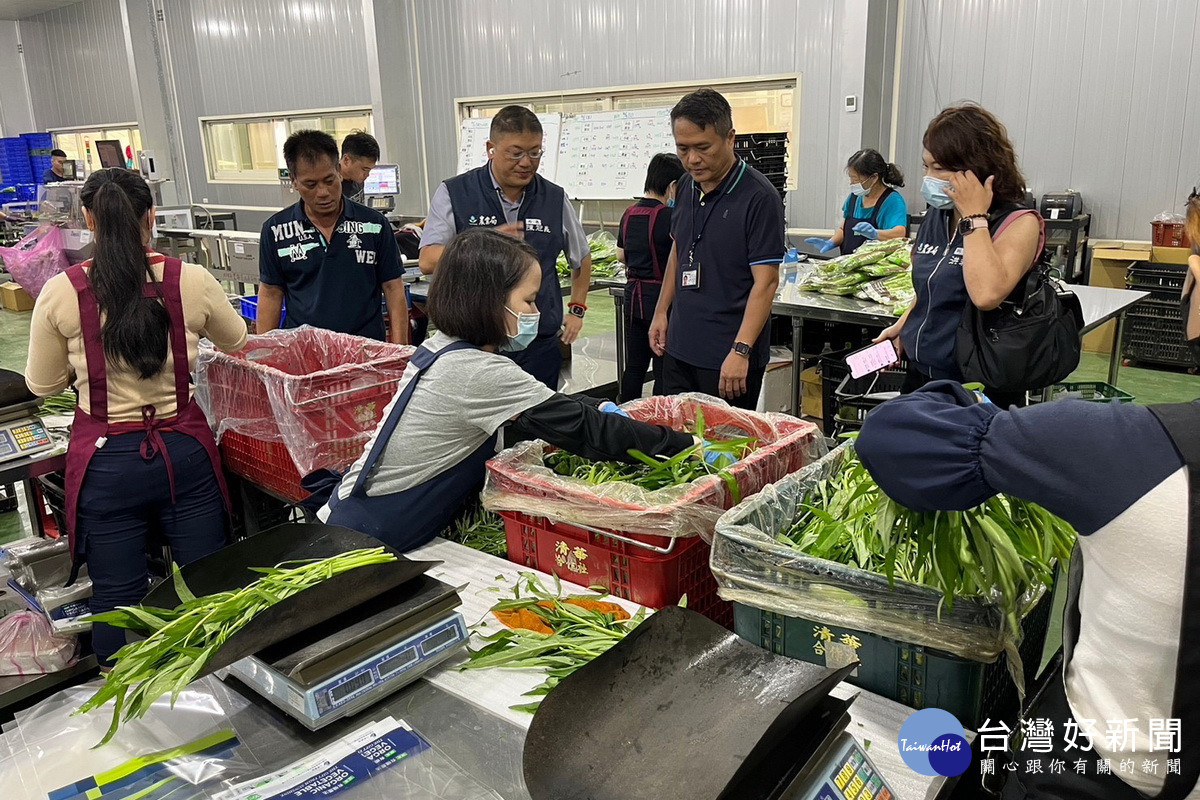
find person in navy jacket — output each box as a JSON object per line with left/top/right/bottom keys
{"left": 856, "top": 382, "right": 1200, "bottom": 800}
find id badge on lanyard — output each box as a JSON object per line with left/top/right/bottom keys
{"left": 681, "top": 248, "right": 700, "bottom": 288}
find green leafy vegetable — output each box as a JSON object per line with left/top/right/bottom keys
{"left": 777, "top": 446, "right": 1073, "bottom": 634}
{"left": 445, "top": 505, "right": 508, "bottom": 557}
{"left": 76, "top": 548, "right": 398, "bottom": 746}
{"left": 461, "top": 573, "right": 649, "bottom": 712}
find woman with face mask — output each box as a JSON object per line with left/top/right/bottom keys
{"left": 616, "top": 153, "right": 685, "bottom": 401}
{"left": 873, "top": 104, "right": 1043, "bottom": 408}
{"left": 805, "top": 149, "right": 908, "bottom": 255}
{"left": 319, "top": 228, "right": 700, "bottom": 551}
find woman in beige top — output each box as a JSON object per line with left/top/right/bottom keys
{"left": 1184, "top": 190, "right": 1200, "bottom": 372}
{"left": 24, "top": 168, "right": 247, "bottom": 665}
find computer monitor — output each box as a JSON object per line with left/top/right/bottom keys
{"left": 364, "top": 164, "right": 399, "bottom": 196}
{"left": 95, "top": 140, "right": 125, "bottom": 169}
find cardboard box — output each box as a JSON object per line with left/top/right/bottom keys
{"left": 1152, "top": 246, "right": 1192, "bottom": 266}
{"left": 756, "top": 347, "right": 794, "bottom": 414}
{"left": 0, "top": 281, "right": 33, "bottom": 312}
{"left": 801, "top": 366, "right": 822, "bottom": 419}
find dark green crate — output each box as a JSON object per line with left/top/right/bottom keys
{"left": 733, "top": 592, "right": 1051, "bottom": 729}
{"left": 1041, "top": 381, "right": 1134, "bottom": 404}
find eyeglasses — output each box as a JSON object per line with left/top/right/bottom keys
{"left": 493, "top": 148, "right": 545, "bottom": 162}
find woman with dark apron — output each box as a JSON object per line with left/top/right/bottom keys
{"left": 24, "top": 168, "right": 248, "bottom": 665}
{"left": 317, "top": 228, "right": 707, "bottom": 551}
{"left": 805, "top": 149, "right": 908, "bottom": 255}
{"left": 616, "top": 153, "right": 684, "bottom": 401}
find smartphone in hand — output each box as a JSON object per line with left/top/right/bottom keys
{"left": 845, "top": 339, "right": 899, "bottom": 380}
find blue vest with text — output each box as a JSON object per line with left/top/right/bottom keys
{"left": 444, "top": 166, "right": 567, "bottom": 338}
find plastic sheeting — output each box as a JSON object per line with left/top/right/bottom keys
{"left": 0, "top": 224, "right": 69, "bottom": 299}
{"left": 0, "top": 611, "right": 76, "bottom": 676}
{"left": 711, "top": 442, "right": 1035, "bottom": 662}
{"left": 195, "top": 326, "right": 415, "bottom": 476}
{"left": 483, "top": 393, "right": 825, "bottom": 540}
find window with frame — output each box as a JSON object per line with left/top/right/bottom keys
{"left": 458, "top": 78, "right": 798, "bottom": 191}
{"left": 52, "top": 126, "right": 143, "bottom": 169}
{"left": 201, "top": 109, "right": 373, "bottom": 183}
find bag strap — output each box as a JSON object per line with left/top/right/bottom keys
{"left": 1146, "top": 403, "right": 1200, "bottom": 799}
{"left": 988, "top": 206, "right": 1049, "bottom": 306}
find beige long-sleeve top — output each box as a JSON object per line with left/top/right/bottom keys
{"left": 25, "top": 252, "right": 248, "bottom": 422}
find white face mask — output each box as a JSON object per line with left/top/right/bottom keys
{"left": 850, "top": 177, "right": 873, "bottom": 197}
{"left": 501, "top": 306, "right": 540, "bottom": 352}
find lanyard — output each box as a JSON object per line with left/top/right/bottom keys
{"left": 685, "top": 160, "right": 746, "bottom": 267}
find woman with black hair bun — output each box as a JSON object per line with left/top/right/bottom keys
{"left": 806, "top": 148, "right": 908, "bottom": 255}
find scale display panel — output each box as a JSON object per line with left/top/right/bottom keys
{"left": 0, "top": 418, "right": 53, "bottom": 463}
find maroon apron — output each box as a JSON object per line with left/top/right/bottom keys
{"left": 61, "top": 255, "right": 230, "bottom": 561}
{"left": 620, "top": 203, "right": 665, "bottom": 319}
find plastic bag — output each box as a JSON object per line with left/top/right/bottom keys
{"left": 0, "top": 611, "right": 75, "bottom": 675}
{"left": 194, "top": 326, "right": 415, "bottom": 476}
{"left": 711, "top": 442, "right": 1038, "bottom": 663}
{"left": 483, "top": 393, "right": 825, "bottom": 540}
{"left": 13, "top": 675, "right": 260, "bottom": 797}
{"left": 0, "top": 224, "right": 70, "bottom": 299}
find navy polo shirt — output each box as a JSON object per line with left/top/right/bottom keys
{"left": 259, "top": 199, "right": 402, "bottom": 340}
{"left": 42, "top": 169, "right": 67, "bottom": 184}
{"left": 668, "top": 159, "right": 785, "bottom": 369}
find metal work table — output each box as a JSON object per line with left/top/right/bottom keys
{"left": 22, "top": 539, "right": 953, "bottom": 800}
{"left": 0, "top": 451, "right": 65, "bottom": 538}
{"left": 607, "top": 280, "right": 1152, "bottom": 417}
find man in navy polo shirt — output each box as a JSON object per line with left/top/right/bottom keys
{"left": 650, "top": 89, "right": 784, "bottom": 410}
{"left": 257, "top": 130, "right": 408, "bottom": 342}
{"left": 419, "top": 105, "right": 591, "bottom": 389}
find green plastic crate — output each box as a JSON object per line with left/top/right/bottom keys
{"left": 1042, "top": 381, "right": 1134, "bottom": 403}
{"left": 732, "top": 592, "right": 1051, "bottom": 730}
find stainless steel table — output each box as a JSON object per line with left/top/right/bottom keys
{"left": 0, "top": 451, "right": 65, "bottom": 538}
{"left": 607, "top": 281, "right": 1154, "bottom": 416}
{"left": 1071, "top": 284, "right": 1149, "bottom": 384}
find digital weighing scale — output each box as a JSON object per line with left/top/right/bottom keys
{"left": 0, "top": 370, "right": 54, "bottom": 465}
{"left": 223, "top": 573, "right": 468, "bottom": 730}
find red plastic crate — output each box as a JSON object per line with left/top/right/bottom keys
{"left": 198, "top": 328, "right": 414, "bottom": 500}
{"left": 500, "top": 510, "right": 733, "bottom": 628}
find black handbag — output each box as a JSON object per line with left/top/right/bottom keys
{"left": 955, "top": 210, "right": 1084, "bottom": 393}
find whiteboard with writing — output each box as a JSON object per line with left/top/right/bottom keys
{"left": 555, "top": 108, "right": 676, "bottom": 200}
{"left": 455, "top": 113, "right": 563, "bottom": 180}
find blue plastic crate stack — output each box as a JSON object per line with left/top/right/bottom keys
{"left": 22, "top": 132, "right": 54, "bottom": 182}
{"left": 0, "top": 136, "right": 33, "bottom": 187}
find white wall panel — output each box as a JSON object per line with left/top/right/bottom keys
{"left": 412, "top": 0, "right": 855, "bottom": 228}
{"left": 20, "top": 0, "right": 137, "bottom": 129}
{"left": 896, "top": 0, "right": 1200, "bottom": 240}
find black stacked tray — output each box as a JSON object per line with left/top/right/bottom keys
{"left": 1121, "top": 262, "right": 1193, "bottom": 368}
{"left": 735, "top": 132, "right": 788, "bottom": 206}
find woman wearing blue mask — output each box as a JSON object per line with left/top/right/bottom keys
{"left": 616, "top": 153, "right": 685, "bottom": 401}
{"left": 873, "top": 104, "right": 1042, "bottom": 407}
{"left": 319, "top": 228, "right": 698, "bottom": 550}
{"left": 805, "top": 149, "right": 908, "bottom": 255}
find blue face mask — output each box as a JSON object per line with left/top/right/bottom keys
{"left": 666, "top": 198, "right": 676, "bottom": 208}
{"left": 501, "top": 306, "right": 540, "bottom": 352}
{"left": 921, "top": 176, "right": 954, "bottom": 210}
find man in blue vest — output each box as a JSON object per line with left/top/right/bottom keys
{"left": 420, "top": 106, "right": 591, "bottom": 389}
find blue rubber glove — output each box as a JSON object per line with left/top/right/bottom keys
{"left": 702, "top": 440, "right": 738, "bottom": 468}
{"left": 805, "top": 237, "right": 837, "bottom": 254}
{"left": 853, "top": 221, "right": 879, "bottom": 240}
{"left": 598, "top": 401, "right": 630, "bottom": 417}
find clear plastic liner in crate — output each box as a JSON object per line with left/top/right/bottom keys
{"left": 483, "top": 393, "right": 826, "bottom": 540}
{"left": 194, "top": 325, "right": 415, "bottom": 476}
{"left": 711, "top": 442, "right": 1040, "bottom": 663}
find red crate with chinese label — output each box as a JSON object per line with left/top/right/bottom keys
{"left": 499, "top": 510, "right": 731, "bottom": 627}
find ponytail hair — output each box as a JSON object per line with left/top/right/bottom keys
{"left": 79, "top": 168, "right": 169, "bottom": 380}
{"left": 847, "top": 148, "right": 905, "bottom": 188}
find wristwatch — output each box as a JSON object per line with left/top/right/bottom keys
{"left": 731, "top": 342, "right": 751, "bottom": 358}
{"left": 568, "top": 302, "right": 587, "bottom": 319}
{"left": 958, "top": 214, "right": 989, "bottom": 236}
